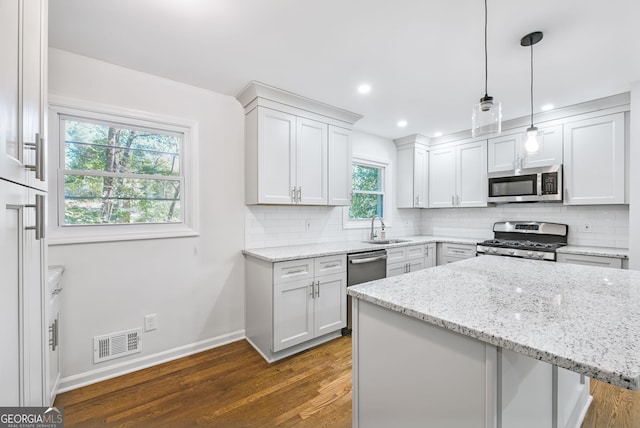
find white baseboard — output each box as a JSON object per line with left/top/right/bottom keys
{"left": 58, "top": 329, "right": 245, "bottom": 393}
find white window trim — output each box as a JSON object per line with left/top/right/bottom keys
{"left": 343, "top": 156, "right": 392, "bottom": 229}
{"left": 47, "top": 95, "right": 200, "bottom": 245}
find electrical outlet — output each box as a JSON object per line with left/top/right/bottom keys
{"left": 582, "top": 223, "right": 592, "bottom": 233}
{"left": 305, "top": 220, "right": 312, "bottom": 231}
{"left": 144, "top": 314, "right": 157, "bottom": 332}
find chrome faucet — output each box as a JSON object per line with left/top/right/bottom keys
{"left": 370, "top": 215, "right": 386, "bottom": 240}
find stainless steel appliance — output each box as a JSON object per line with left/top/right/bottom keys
{"left": 344, "top": 250, "right": 387, "bottom": 334}
{"left": 476, "top": 221, "right": 568, "bottom": 261}
{"left": 488, "top": 164, "right": 562, "bottom": 203}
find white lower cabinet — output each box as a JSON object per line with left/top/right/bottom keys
{"left": 557, "top": 253, "right": 624, "bottom": 269}
{"left": 387, "top": 244, "right": 429, "bottom": 277}
{"left": 437, "top": 242, "right": 476, "bottom": 265}
{"left": 245, "top": 254, "right": 346, "bottom": 362}
{"left": 424, "top": 243, "right": 436, "bottom": 268}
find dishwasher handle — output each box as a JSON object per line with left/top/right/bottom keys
{"left": 350, "top": 255, "right": 388, "bottom": 264}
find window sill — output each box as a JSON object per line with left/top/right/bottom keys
{"left": 48, "top": 224, "right": 199, "bottom": 246}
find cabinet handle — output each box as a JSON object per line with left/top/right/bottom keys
{"left": 564, "top": 188, "right": 569, "bottom": 202}
{"left": 286, "top": 268, "right": 305, "bottom": 275}
{"left": 52, "top": 288, "right": 63, "bottom": 296}
{"left": 24, "top": 194, "right": 45, "bottom": 240}
{"left": 310, "top": 282, "right": 315, "bottom": 299}
{"left": 316, "top": 280, "right": 320, "bottom": 298}
{"left": 297, "top": 187, "right": 302, "bottom": 203}
{"left": 24, "top": 133, "right": 45, "bottom": 181}
{"left": 291, "top": 187, "right": 296, "bottom": 203}
{"left": 456, "top": 195, "right": 460, "bottom": 206}
{"left": 324, "top": 263, "right": 339, "bottom": 268}
{"left": 415, "top": 195, "right": 419, "bottom": 205}
{"left": 451, "top": 195, "right": 455, "bottom": 206}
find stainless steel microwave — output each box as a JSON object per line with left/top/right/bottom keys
{"left": 487, "top": 165, "right": 562, "bottom": 203}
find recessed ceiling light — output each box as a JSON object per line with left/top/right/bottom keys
{"left": 541, "top": 104, "right": 554, "bottom": 111}
{"left": 434, "top": 131, "right": 443, "bottom": 137}
{"left": 357, "top": 84, "right": 371, "bottom": 94}
{"left": 397, "top": 120, "right": 407, "bottom": 128}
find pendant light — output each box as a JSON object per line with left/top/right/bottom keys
{"left": 521, "top": 31, "right": 543, "bottom": 153}
{"left": 471, "top": 0, "right": 501, "bottom": 138}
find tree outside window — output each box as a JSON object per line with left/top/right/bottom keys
{"left": 349, "top": 163, "right": 384, "bottom": 220}
{"left": 62, "top": 118, "right": 183, "bottom": 225}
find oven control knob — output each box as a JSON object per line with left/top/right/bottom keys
{"left": 527, "top": 251, "right": 533, "bottom": 257}
{"left": 509, "top": 250, "right": 516, "bottom": 255}
{"left": 491, "top": 248, "right": 498, "bottom": 253}
{"left": 537, "top": 253, "right": 545, "bottom": 259}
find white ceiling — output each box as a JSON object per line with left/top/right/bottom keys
{"left": 48, "top": 0, "right": 640, "bottom": 140}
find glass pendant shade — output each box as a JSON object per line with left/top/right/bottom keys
{"left": 472, "top": 96, "right": 502, "bottom": 137}
{"left": 524, "top": 126, "right": 542, "bottom": 153}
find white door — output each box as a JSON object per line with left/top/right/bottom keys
{"left": 327, "top": 126, "right": 352, "bottom": 206}
{"left": 429, "top": 147, "right": 456, "bottom": 208}
{"left": 488, "top": 133, "right": 519, "bottom": 172}
{"left": 313, "top": 273, "right": 346, "bottom": 337}
{"left": 523, "top": 125, "right": 563, "bottom": 169}
{"left": 273, "top": 279, "right": 314, "bottom": 352}
{"left": 414, "top": 148, "right": 428, "bottom": 207}
{"left": 457, "top": 141, "right": 487, "bottom": 207}
{"left": 0, "top": 0, "right": 26, "bottom": 186}
{"left": 296, "top": 118, "right": 327, "bottom": 205}
{"left": 0, "top": 179, "right": 24, "bottom": 406}
{"left": 257, "top": 107, "right": 297, "bottom": 204}
{"left": 563, "top": 113, "right": 625, "bottom": 205}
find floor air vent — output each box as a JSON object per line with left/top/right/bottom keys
{"left": 93, "top": 328, "right": 142, "bottom": 363}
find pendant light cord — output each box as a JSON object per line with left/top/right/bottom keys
{"left": 530, "top": 40, "right": 534, "bottom": 128}
{"left": 484, "top": 0, "right": 488, "bottom": 97}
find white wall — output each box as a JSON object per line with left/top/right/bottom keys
{"left": 244, "top": 130, "right": 422, "bottom": 248}
{"left": 629, "top": 82, "right": 640, "bottom": 269}
{"left": 48, "top": 49, "right": 246, "bottom": 390}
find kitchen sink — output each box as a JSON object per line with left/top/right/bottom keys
{"left": 362, "top": 239, "right": 411, "bottom": 245}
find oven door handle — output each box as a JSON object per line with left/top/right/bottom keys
{"left": 350, "top": 255, "right": 388, "bottom": 264}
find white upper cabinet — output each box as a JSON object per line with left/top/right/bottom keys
{"left": 429, "top": 140, "right": 487, "bottom": 208}
{"left": 488, "top": 125, "right": 563, "bottom": 173}
{"left": 0, "top": 0, "right": 46, "bottom": 190}
{"left": 327, "top": 125, "right": 352, "bottom": 206}
{"left": 563, "top": 113, "right": 625, "bottom": 205}
{"left": 239, "top": 82, "right": 362, "bottom": 206}
{"left": 396, "top": 145, "right": 428, "bottom": 208}
{"left": 296, "top": 117, "right": 327, "bottom": 205}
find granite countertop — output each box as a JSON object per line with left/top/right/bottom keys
{"left": 348, "top": 255, "right": 640, "bottom": 390}
{"left": 557, "top": 245, "right": 629, "bottom": 259}
{"left": 243, "top": 235, "right": 481, "bottom": 262}
{"left": 47, "top": 265, "right": 65, "bottom": 287}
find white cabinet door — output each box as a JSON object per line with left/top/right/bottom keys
{"left": 0, "top": 179, "right": 24, "bottom": 406}
{"left": 257, "top": 107, "right": 297, "bottom": 204}
{"left": 407, "top": 258, "right": 425, "bottom": 273}
{"left": 296, "top": 117, "right": 327, "bottom": 205}
{"left": 396, "top": 147, "right": 415, "bottom": 208}
{"left": 386, "top": 261, "right": 407, "bottom": 277}
{"left": 314, "top": 272, "right": 346, "bottom": 337}
{"left": 424, "top": 243, "right": 436, "bottom": 268}
{"left": 414, "top": 148, "right": 428, "bottom": 208}
{"left": 488, "top": 133, "right": 520, "bottom": 172}
{"left": 429, "top": 146, "right": 456, "bottom": 208}
{"left": 563, "top": 113, "right": 625, "bottom": 205}
{"left": 328, "top": 126, "right": 352, "bottom": 206}
{"left": 273, "top": 278, "right": 314, "bottom": 352}
{"left": 457, "top": 141, "right": 487, "bottom": 207}
{"left": 0, "top": 0, "right": 26, "bottom": 186}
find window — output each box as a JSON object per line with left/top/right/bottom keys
{"left": 349, "top": 163, "right": 384, "bottom": 219}
{"left": 343, "top": 157, "right": 391, "bottom": 229}
{"left": 49, "top": 98, "right": 199, "bottom": 244}
{"left": 62, "top": 118, "right": 182, "bottom": 225}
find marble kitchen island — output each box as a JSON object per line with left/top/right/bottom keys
{"left": 348, "top": 256, "right": 640, "bottom": 428}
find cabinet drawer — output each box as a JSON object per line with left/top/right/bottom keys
{"left": 557, "top": 253, "right": 623, "bottom": 269}
{"left": 274, "top": 259, "right": 314, "bottom": 284}
{"left": 386, "top": 247, "right": 407, "bottom": 263}
{"left": 315, "top": 254, "right": 346, "bottom": 276}
{"left": 387, "top": 261, "right": 407, "bottom": 277}
{"left": 405, "top": 244, "right": 426, "bottom": 260}
{"left": 440, "top": 243, "right": 476, "bottom": 258}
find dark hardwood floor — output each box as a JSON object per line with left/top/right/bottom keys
{"left": 55, "top": 335, "right": 639, "bottom": 427}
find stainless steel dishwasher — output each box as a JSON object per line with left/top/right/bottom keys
{"left": 343, "top": 250, "right": 387, "bottom": 334}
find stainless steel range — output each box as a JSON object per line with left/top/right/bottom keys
{"left": 476, "top": 221, "right": 568, "bottom": 261}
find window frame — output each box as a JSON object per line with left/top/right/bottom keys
{"left": 343, "top": 156, "right": 392, "bottom": 229}
{"left": 48, "top": 96, "right": 200, "bottom": 244}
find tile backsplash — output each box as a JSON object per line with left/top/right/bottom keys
{"left": 422, "top": 204, "right": 629, "bottom": 248}
{"left": 245, "top": 204, "right": 629, "bottom": 249}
